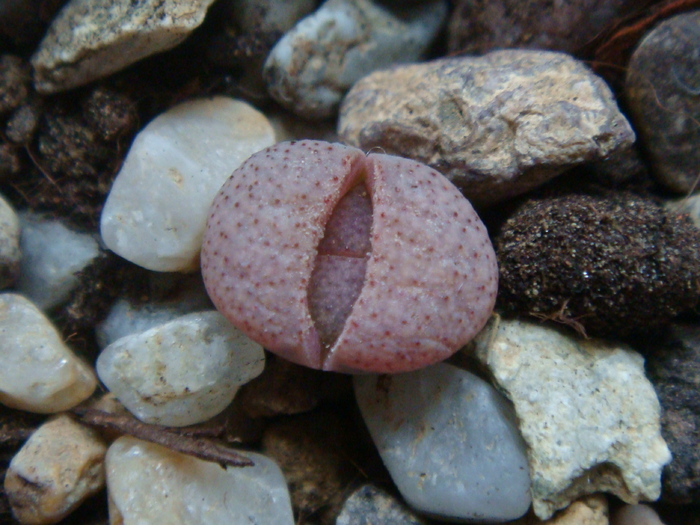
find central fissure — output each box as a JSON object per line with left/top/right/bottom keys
{"left": 308, "top": 180, "right": 373, "bottom": 354}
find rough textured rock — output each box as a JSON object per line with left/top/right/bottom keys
{"left": 31, "top": 0, "right": 217, "bottom": 93}
{"left": 336, "top": 484, "right": 430, "bottom": 525}
{"left": 496, "top": 191, "right": 700, "bottom": 338}
{"left": 354, "top": 363, "right": 531, "bottom": 522}
{"left": 0, "top": 55, "right": 30, "bottom": 116}
{"left": 339, "top": 50, "right": 635, "bottom": 207}
{"left": 471, "top": 317, "right": 671, "bottom": 519}
{"left": 101, "top": 96, "right": 275, "bottom": 272}
{"left": 625, "top": 11, "right": 700, "bottom": 194}
{"left": 0, "top": 193, "right": 19, "bottom": 289}
{"left": 447, "top": 0, "right": 632, "bottom": 55}
{"left": 4, "top": 415, "right": 106, "bottom": 524}
{"left": 264, "top": 0, "right": 447, "bottom": 119}
{"left": 18, "top": 212, "right": 101, "bottom": 311}
{"left": 0, "top": 293, "right": 97, "bottom": 413}
{"left": 96, "top": 311, "right": 265, "bottom": 427}
{"left": 644, "top": 324, "right": 700, "bottom": 504}
{"left": 202, "top": 140, "right": 497, "bottom": 373}
{"left": 511, "top": 494, "right": 609, "bottom": 524}
{"left": 106, "top": 436, "right": 294, "bottom": 525}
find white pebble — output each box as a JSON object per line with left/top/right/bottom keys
{"left": 100, "top": 97, "right": 275, "bottom": 272}
{"left": 0, "top": 293, "right": 96, "bottom": 413}
{"left": 4, "top": 415, "right": 107, "bottom": 525}
{"left": 17, "top": 213, "right": 100, "bottom": 311}
{"left": 106, "top": 436, "right": 294, "bottom": 525}
{"left": 97, "top": 311, "right": 265, "bottom": 426}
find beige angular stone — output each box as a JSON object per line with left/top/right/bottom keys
{"left": 339, "top": 50, "right": 635, "bottom": 207}
{"left": 0, "top": 193, "right": 20, "bottom": 289}
{"left": 0, "top": 293, "right": 96, "bottom": 413}
{"left": 31, "top": 0, "right": 217, "bottom": 93}
{"left": 471, "top": 316, "right": 671, "bottom": 519}
{"left": 4, "top": 415, "right": 107, "bottom": 524}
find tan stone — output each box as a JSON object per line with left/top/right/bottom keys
{"left": 339, "top": 50, "right": 634, "bottom": 207}
{"left": 4, "top": 415, "right": 107, "bottom": 524}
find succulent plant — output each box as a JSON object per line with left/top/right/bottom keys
{"left": 201, "top": 140, "right": 498, "bottom": 373}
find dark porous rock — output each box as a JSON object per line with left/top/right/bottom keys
{"left": 625, "top": 11, "right": 700, "bottom": 194}
{"left": 645, "top": 324, "right": 700, "bottom": 504}
{"left": 236, "top": 353, "right": 323, "bottom": 418}
{"left": 336, "top": 484, "right": 430, "bottom": 525}
{"left": 339, "top": 50, "right": 634, "bottom": 207}
{"left": 496, "top": 191, "right": 700, "bottom": 338}
{"left": 81, "top": 87, "right": 136, "bottom": 142}
{"left": 448, "top": 0, "right": 633, "bottom": 56}
{"left": 6, "top": 99, "right": 42, "bottom": 144}
{"left": 261, "top": 409, "right": 373, "bottom": 524}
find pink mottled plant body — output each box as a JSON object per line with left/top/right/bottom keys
{"left": 201, "top": 140, "right": 497, "bottom": 374}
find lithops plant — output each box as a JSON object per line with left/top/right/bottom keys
{"left": 201, "top": 140, "right": 497, "bottom": 373}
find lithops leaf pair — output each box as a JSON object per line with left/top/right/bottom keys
{"left": 201, "top": 140, "right": 497, "bottom": 373}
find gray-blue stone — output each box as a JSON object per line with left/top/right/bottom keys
{"left": 354, "top": 363, "right": 531, "bottom": 522}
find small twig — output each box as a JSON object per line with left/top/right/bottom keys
{"left": 73, "top": 408, "right": 254, "bottom": 468}
{"left": 530, "top": 299, "right": 590, "bottom": 339}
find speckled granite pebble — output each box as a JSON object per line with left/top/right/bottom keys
{"left": 4, "top": 415, "right": 106, "bottom": 524}
{"left": 354, "top": 363, "right": 531, "bottom": 522}
{"left": 625, "top": 11, "right": 700, "bottom": 194}
{"left": 106, "top": 436, "right": 294, "bottom": 525}
{"left": 0, "top": 293, "right": 96, "bottom": 413}
{"left": 97, "top": 311, "right": 265, "bottom": 427}
{"left": 339, "top": 50, "right": 635, "bottom": 206}
{"left": 0, "top": 193, "right": 19, "bottom": 289}
{"left": 31, "top": 0, "right": 217, "bottom": 93}
{"left": 264, "top": 0, "right": 447, "bottom": 119}
{"left": 471, "top": 317, "right": 671, "bottom": 519}
{"left": 336, "top": 484, "right": 430, "bottom": 525}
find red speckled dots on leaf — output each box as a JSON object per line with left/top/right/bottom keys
{"left": 201, "top": 140, "right": 497, "bottom": 373}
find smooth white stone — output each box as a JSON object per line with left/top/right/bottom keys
{"left": 4, "top": 415, "right": 106, "bottom": 525}
{"left": 97, "top": 311, "right": 265, "bottom": 426}
{"left": 472, "top": 316, "right": 672, "bottom": 520}
{"left": 100, "top": 97, "right": 275, "bottom": 272}
{"left": 17, "top": 213, "right": 100, "bottom": 311}
{"left": 354, "top": 363, "right": 531, "bottom": 522}
{"left": 31, "top": 0, "right": 217, "bottom": 93}
{"left": 264, "top": 0, "right": 447, "bottom": 119}
{"left": 0, "top": 293, "right": 97, "bottom": 413}
{"left": 95, "top": 274, "right": 212, "bottom": 349}
{"left": 106, "top": 436, "right": 294, "bottom": 525}
{"left": 611, "top": 504, "right": 665, "bottom": 525}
